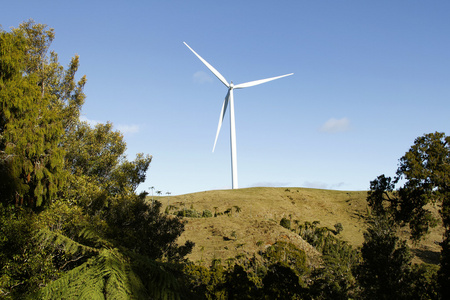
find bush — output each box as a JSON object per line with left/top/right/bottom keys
{"left": 202, "top": 209, "right": 213, "bottom": 218}
{"left": 280, "top": 217, "right": 291, "bottom": 230}
{"left": 334, "top": 223, "right": 344, "bottom": 235}
{"left": 177, "top": 209, "right": 200, "bottom": 218}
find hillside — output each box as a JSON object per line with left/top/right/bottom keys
{"left": 151, "top": 187, "right": 443, "bottom": 265}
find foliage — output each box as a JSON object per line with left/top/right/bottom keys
{"left": 367, "top": 132, "right": 450, "bottom": 297}
{"left": 0, "top": 206, "right": 57, "bottom": 298}
{"left": 279, "top": 217, "right": 291, "bottom": 230}
{"left": 62, "top": 121, "right": 152, "bottom": 212}
{"left": 262, "top": 241, "right": 307, "bottom": 275}
{"left": 297, "top": 220, "right": 360, "bottom": 299}
{"left": 368, "top": 132, "right": 449, "bottom": 240}
{"left": 177, "top": 208, "right": 200, "bottom": 218}
{"left": 202, "top": 209, "right": 213, "bottom": 218}
{"left": 309, "top": 239, "right": 360, "bottom": 299}
{"left": 183, "top": 242, "right": 310, "bottom": 299}
{"left": 0, "top": 20, "right": 195, "bottom": 299}
{"left": 221, "top": 264, "right": 259, "bottom": 299}
{"left": 334, "top": 222, "right": 343, "bottom": 235}
{"left": 410, "top": 263, "right": 439, "bottom": 300}
{"left": 34, "top": 228, "right": 186, "bottom": 299}
{"left": 439, "top": 230, "right": 450, "bottom": 299}
{"left": 298, "top": 220, "right": 336, "bottom": 252}
{"left": 262, "top": 262, "right": 304, "bottom": 299}
{"left": 0, "top": 20, "right": 85, "bottom": 208}
{"left": 105, "top": 196, "right": 194, "bottom": 262}
{"left": 356, "top": 215, "right": 413, "bottom": 300}
{"left": 184, "top": 262, "right": 227, "bottom": 299}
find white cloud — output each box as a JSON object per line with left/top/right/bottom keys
{"left": 80, "top": 116, "right": 139, "bottom": 135}
{"left": 116, "top": 124, "right": 140, "bottom": 134}
{"left": 79, "top": 115, "right": 100, "bottom": 126}
{"left": 248, "top": 181, "right": 291, "bottom": 188}
{"left": 193, "top": 71, "right": 213, "bottom": 84}
{"left": 320, "top": 117, "right": 350, "bottom": 133}
{"left": 302, "top": 181, "right": 329, "bottom": 189}
{"left": 303, "top": 181, "right": 346, "bottom": 190}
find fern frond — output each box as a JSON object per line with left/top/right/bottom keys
{"left": 37, "top": 255, "right": 105, "bottom": 299}
{"left": 35, "top": 229, "right": 98, "bottom": 256}
{"left": 36, "top": 230, "right": 184, "bottom": 299}
{"left": 96, "top": 249, "right": 132, "bottom": 299}
{"left": 128, "top": 251, "right": 183, "bottom": 300}
{"left": 78, "top": 227, "right": 114, "bottom": 249}
{"left": 37, "top": 248, "right": 135, "bottom": 299}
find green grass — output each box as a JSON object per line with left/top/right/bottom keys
{"left": 150, "top": 187, "right": 443, "bottom": 266}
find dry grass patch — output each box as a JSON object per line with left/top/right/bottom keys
{"left": 151, "top": 187, "right": 443, "bottom": 265}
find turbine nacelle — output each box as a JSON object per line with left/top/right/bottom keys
{"left": 184, "top": 42, "right": 293, "bottom": 189}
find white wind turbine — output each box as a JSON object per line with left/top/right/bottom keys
{"left": 184, "top": 42, "right": 293, "bottom": 189}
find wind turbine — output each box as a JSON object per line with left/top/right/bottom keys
{"left": 184, "top": 42, "right": 293, "bottom": 189}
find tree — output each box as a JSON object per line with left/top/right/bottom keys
{"left": 262, "top": 262, "right": 304, "bottom": 299}
{"left": 222, "top": 264, "right": 259, "bottom": 299}
{"left": 309, "top": 239, "right": 360, "bottom": 299}
{"left": 367, "top": 132, "right": 450, "bottom": 297}
{"left": 0, "top": 20, "right": 85, "bottom": 208}
{"left": 0, "top": 205, "right": 59, "bottom": 298}
{"left": 356, "top": 215, "right": 413, "bottom": 300}
{"left": 149, "top": 186, "right": 155, "bottom": 205}
{"left": 262, "top": 241, "right": 308, "bottom": 275}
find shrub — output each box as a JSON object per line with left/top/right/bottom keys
{"left": 334, "top": 223, "right": 344, "bottom": 235}
{"left": 177, "top": 209, "right": 200, "bottom": 218}
{"left": 202, "top": 210, "right": 213, "bottom": 218}
{"left": 280, "top": 217, "right": 291, "bottom": 230}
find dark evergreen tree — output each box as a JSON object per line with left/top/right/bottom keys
{"left": 367, "top": 132, "right": 450, "bottom": 297}
{"left": 262, "top": 262, "right": 304, "bottom": 299}
{"left": 222, "top": 264, "right": 259, "bottom": 299}
{"left": 0, "top": 20, "right": 85, "bottom": 208}
{"left": 357, "top": 215, "right": 413, "bottom": 299}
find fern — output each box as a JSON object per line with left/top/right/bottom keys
{"left": 34, "top": 229, "right": 184, "bottom": 299}
{"left": 128, "top": 251, "right": 183, "bottom": 300}
{"left": 36, "top": 248, "right": 136, "bottom": 299}
{"left": 35, "top": 228, "right": 99, "bottom": 256}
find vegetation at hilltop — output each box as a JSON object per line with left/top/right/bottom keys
{"left": 1, "top": 20, "right": 449, "bottom": 299}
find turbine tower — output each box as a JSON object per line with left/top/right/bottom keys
{"left": 184, "top": 42, "right": 293, "bottom": 189}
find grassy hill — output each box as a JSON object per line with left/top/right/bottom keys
{"left": 150, "top": 187, "right": 443, "bottom": 266}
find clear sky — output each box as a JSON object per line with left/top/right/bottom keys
{"left": 2, "top": 1, "right": 450, "bottom": 195}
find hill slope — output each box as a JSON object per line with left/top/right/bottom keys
{"left": 151, "top": 187, "right": 443, "bottom": 265}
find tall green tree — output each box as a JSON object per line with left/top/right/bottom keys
{"left": 0, "top": 20, "right": 85, "bottom": 208}
{"left": 357, "top": 215, "right": 413, "bottom": 300}
{"left": 367, "top": 132, "right": 450, "bottom": 297}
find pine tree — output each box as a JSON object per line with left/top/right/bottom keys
{"left": 0, "top": 20, "right": 86, "bottom": 208}
{"left": 357, "top": 215, "right": 413, "bottom": 300}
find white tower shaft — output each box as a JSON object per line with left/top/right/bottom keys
{"left": 229, "top": 88, "right": 238, "bottom": 189}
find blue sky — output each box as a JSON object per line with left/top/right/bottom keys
{"left": 2, "top": 1, "right": 450, "bottom": 195}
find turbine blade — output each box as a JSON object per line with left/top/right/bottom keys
{"left": 234, "top": 73, "right": 294, "bottom": 89}
{"left": 183, "top": 42, "right": 230, "bottom": 88}
{"left": 213, "top": 90, "right": 230, "bottom": 152}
